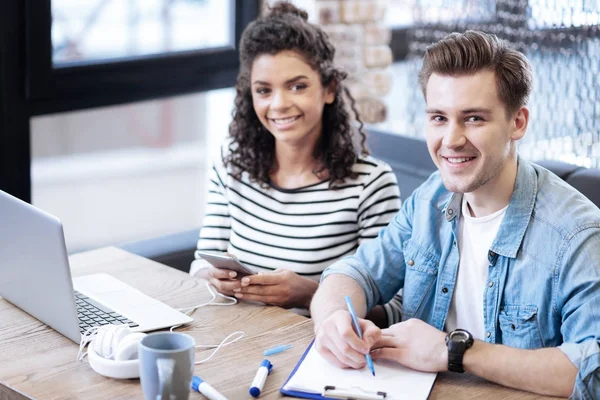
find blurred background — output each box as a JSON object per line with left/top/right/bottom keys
{"left": 1, "top": 0, "right": 598, "bottom": 253}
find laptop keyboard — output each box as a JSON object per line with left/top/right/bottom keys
{"left": 74, "top": 291, "right": 139, "bottom": 334}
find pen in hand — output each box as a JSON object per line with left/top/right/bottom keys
{"left": 344, "top": 295, "right": 376, "bottom": 376}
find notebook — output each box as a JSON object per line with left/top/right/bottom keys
{"left": 0, "top": 189, "right": 193, "bottom": 343}
{"left": 281, "top": 340, "right": 437, "bottom": 400}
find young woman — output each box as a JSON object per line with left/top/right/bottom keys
{"left": 191, "top": 2, "right": 401, "bottom": 323}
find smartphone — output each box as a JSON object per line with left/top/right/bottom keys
{"left": 195, "top": 251, "right": 256, "bottom": 277}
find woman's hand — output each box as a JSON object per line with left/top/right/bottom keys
{"left": 194, "top": 264, "right": 242, "bottom": 296}
{"left": 233, "top": 269, "right": 318, "bottom": 308}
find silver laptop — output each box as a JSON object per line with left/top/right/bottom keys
{"left": 0, "top": 190, "right": 193, "bottom": 343}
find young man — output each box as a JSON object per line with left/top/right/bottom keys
{"left": 310, "top": 30, "right": 600, "bottom": 398}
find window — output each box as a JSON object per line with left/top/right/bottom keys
{"left": 25, "top": 0, "right": 257, "bottom": 114}
{"left": 0, "top": 0, "right": 257, "bottom": 207}
{"left": 31, "top": 88, "right": 235, "bottom": 252}
{"left": 52, "top": 0, "right": 233, "bottom": 65}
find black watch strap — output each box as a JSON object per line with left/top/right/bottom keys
{"left": 446, "top": 329, "right": 474, "bottom": 373}
{"left": 447, "top": 345, "right": 467, "bottom": 373}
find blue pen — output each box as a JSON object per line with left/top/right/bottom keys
{"left": 249, "top": 359, "right": 273, "bottom": 397}
{"left": 345, "top": 295, "right": 376, "bottom": 376}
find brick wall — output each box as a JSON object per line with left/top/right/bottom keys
{"left": 316, "top": 0, "right": 392, "bottom": 123}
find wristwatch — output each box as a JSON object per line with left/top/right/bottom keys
{"left": 445, "top": 329, "right": 474, "bottom": 373}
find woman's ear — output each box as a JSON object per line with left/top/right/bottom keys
{"left": 324, "top": 81, "right": 336, "bottom": 104}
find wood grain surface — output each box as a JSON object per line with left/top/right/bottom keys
{"left": 0, "top": 247, "right": 565, "bottom": 399}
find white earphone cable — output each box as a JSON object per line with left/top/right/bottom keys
{"left": 169, "top": 281, "right": 238, "bottom": 332}
{"left": 177, "top": 281, "right": 238, "bottom": 315}
{"left": 77, "top": 326, "right": 100, "bottom": 361}
{"left": 194, "top": 331, "right": 245, "bottom": 364}
{"left": 171, "top": 281, "right": 244, "bottom": 363}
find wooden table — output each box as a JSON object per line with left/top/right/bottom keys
{"left": 0, "top": 247, "right": 564, "bottom": 399}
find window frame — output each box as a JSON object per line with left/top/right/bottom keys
{"left": 26, "top": 0, "right": 258, "bottom": 115}
{"left": 0, "top": 0, "right": 259, "bottom": 202}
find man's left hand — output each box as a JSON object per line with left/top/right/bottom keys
{"left": 371, "top": 318, "right": 448, "bottom": 372}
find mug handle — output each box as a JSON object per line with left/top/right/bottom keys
{"left": 156, "top": 358, "right": 175, "bottom": 400}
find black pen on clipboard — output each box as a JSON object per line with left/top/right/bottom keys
{"left": 322, "top": 385, "right": 387, "bottom": 399}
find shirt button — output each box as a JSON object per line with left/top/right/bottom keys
{"left": 442, "top": 287, "right": 449, "bottom": 293}
{"left": 448, "top": 208, "right": 454, "bottom": 215}
{"left": 488, "top": 281, "right": 494, "bottom": 288}
{"left": 489, "top": 251, "right": 496, "bottom": 257}
{"left": 408, "top": 260, "right": 414, "bottom": 266}
{"left": 486, "top": 332, "right": 491, "bottom": 338}
{"left": 453, "top": 240, "right": 457, "bottom": 247}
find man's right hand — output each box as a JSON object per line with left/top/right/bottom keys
{"left": 194, "top": 265, "right": 242, "bottom": 296}
{"left": 314, "top": 309, "right": 381, "bottom": 369}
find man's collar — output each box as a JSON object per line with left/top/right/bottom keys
{"left": 442, "top": 156, "right": 537, "bottom": 258}
{"left": 443, "top": 192, "right": 462, "bottom": 222}
{"left": 491, "top": 156, "right": 536, "bottom": 258}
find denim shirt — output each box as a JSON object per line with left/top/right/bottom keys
{"left": 322, "top": 157, "right": 600, "bottom": 398}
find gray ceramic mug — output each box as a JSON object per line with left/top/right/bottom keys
{"left": 138, "top": 332, "right": 195, "bottom": 400}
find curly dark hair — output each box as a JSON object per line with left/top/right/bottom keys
{"left": 224, "top": 1, "right": 368, "bottom": 188}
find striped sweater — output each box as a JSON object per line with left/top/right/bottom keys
{"left": 193, "top": 153, "right": 403, "bottom": 323}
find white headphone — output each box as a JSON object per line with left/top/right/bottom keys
{"left": 85, "top": 324, "right": 146, "bottom": 379}
{"left": 79, "top": 282, "right": 243, "bottom": 379}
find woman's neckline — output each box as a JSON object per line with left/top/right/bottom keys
{"left": 267, "top": 177, "right": 330, "bottom": 193}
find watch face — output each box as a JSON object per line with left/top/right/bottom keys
{"left": 449, "top": 330, "right": 469, "bottom": 342}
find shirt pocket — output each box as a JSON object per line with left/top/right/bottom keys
{"left": 498, "top": 305, "right": 543, "bottom": 349}
{"left": 401, "top": 239, "right": 439, "bottom": 318}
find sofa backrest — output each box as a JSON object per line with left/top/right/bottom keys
{"left": 366, "top": 129, "right": 436, "bottom": 199}
{"left": 366, "top": 129, "right": 600, "bottom": 209}
{"left": 534, "top": 160, "right": 600, "bottom": 208}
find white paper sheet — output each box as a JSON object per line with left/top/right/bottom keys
{"left": 283, "top": 343, "right": 437, "bottom": 400}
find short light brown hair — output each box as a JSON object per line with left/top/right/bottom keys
{"left": 418, "top": 30, "right": 533, "bottom": 116}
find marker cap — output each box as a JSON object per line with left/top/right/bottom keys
{"left": 191, "top": 376, "right": 204, "bottom": 392}
{"left": 264, "top": 344, "right": 292, "bottom": 356}
{"left": 261, "top": 359, "right": 273, "bottom": 371}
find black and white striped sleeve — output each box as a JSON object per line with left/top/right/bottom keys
{"left": 383, "top": 293, "right": 403, "bottom": 326}
{"left": 356, "top": 162, "right": 401, "bottom": 245}
{"left": 196, "top": 163, "right": 231, "bottom": 254}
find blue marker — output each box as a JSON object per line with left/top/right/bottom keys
{"left": 264, "top": 344, "right": 293, "bottom": 356}
{"left": 191, "top": 376, "right": 229, "bottom": 400}
{"left": 249, "top": 359, "right": 273, "bottom": 397}
{"left": 345, "top": 295, "right": 376, "bottom": 376}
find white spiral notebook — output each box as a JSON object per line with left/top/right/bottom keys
{"left": 281, "top": 340, "right": 437, "bottom": 400}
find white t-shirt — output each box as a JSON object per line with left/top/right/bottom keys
{"left": 445, "top": 197, "right": 508, "bottom": 340}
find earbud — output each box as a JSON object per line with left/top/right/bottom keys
{"left": 87, "top": 324, "right": 146, "bottom": 379}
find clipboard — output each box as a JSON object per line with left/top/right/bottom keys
{"left": 280, "top": 340, "right": 437, "bottom": 400}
